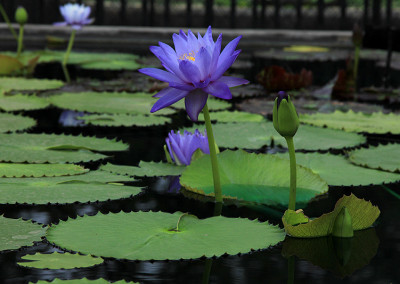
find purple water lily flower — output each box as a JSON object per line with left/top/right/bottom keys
{"left": 54, "top": 3, "right": 93, "bottom": 30}
{"left": 165, "top": 129, "right": 210, "bottom": 166}
{"left": 139, "top": 27, "right": 249, "bottom": 121}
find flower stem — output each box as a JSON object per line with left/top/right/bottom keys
{"left": 62, "top": 29, "right": 76, "bottom": 83}
{"left": 287, "top": 255, "right": 295, "bottom": 284}
{"left": 16, "top": 24, "right": 24, "bottom": 58}
{"left": 285, "top": 136, "right": 297, "bottom": 211}
{"left": 0, "top": 4, "right": 18, "bottom": 41}
{"left": 353, "top": 45, "right": 360, "bottom": 88}
{"left": 203, "top": 103, "right": 222, "bottom": 204}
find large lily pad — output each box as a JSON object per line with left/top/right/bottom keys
{"left": 0, "top": 113, "right": 36, "bottom": 133}
{"left": 300, "top": 110, "right": 400, "bottom": 134}
{"left": 0, "top": 78, "right": 64, "bottom": 93}
{"left": 0, "top": 163, "right": 88, "bottom": 177}
{"left": 0, "top": 94, "right": 51, "bottom": 111}
{"left": 348, "top": 144, "right": 400, "bottom": 173}
{"left": 0, "top": 170, "right": 140, "bottom": 204}
{"left": 48, "top": 92, "right": 175, "bottom": 116}
{"left": 276, "top": 152, "right": 400, "bottom": 186}
{"left": 0, "top": 216, "right": 46, "bottom": 252}
{"left": 180, "top": 150, "right": 328, "bottom": 207}
{"left": 78, "top": 113, "right": 171, "bottom": 127}
{"left": 0, "top": 133, "right": 128, "bottom": 163}
{"left": 100, "top": 161, "right": 184, "bottom": 177}
{"left": 282, "top": 194, "right": 380, "bottom": 238}
{"left": 18, "top": 252, "right": 103, "bottom": 269}
{"left": 46, "top": 211, "right": 285, "bottom": 260}
{"left": 196, "top": 110, "right": 265, "bottom": 123}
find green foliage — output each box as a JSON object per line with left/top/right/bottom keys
{"left": 0, "top": 112, "right": 36, "bottom": 133}
{"left": 0, "top": 94, "right": 50, "bottom": 111}
{"left": 0, "top": 163, "right": 88, "bottom": 177}
{"left": 18, "top": 252, "right": 103, "bottom": 269}
{"left": 78, "top": 113, "right": 171, "bottom": 127}
{"left": 0, "top": 77, "right": 64, "bottom": 93}
{"left": 100, "top": 161, "right": 185, "bottom": 177}
{"left": 196, "top": 110, "right": 265, "bottom": 123}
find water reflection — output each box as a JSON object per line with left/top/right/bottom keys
{"left": 282, "top": 228, "right": 380, "bottom": 278}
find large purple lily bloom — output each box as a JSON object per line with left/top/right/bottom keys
{"left": 166, "top": 130, "right": 209, "bottom": 166}
{"left": 139, "top": 27, "right": 249, "bottom": 121}
{"left": 54, "top": 3, "right": 94, "bottom": 30}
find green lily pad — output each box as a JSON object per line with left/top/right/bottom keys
{"left": 272, "top": 124, "right": 366, "bottom": 151}
{"left": 180, "top": 150, "right": 328, "bottom": 207}
{"left": 0, "top": 133, "right": 128, "bottom": 163}
{"left": 31, "top": 279, "right": 136, "bottom": 284}
{"left": 79, "top": 59, "right": 142, "bottom": 71}
{"left": 173, "top": 97, "right": 231, "bottom": 111}
{"left": 18, "top": 252, "right": 103, "bottom": 269}
{"left": 348, "top": 144, "right": 400, "bottom": 173}
{"left": 182, "top": 122, "right": 272, "bottom": 149}
{"left": 48, "top": 92, "right": 175, "bottom": 116}
{"left": 0, "top": 163, "right": 88, "bottom": 177}
{"left": 0, "top": 113, "right": 36, "bottom": 133}
{"left": 0, "top": 94, "right": 51, "bottom": 111}
{"left": 282, "top": 194, "right": 380, "bottom": 238}
{"left": 0, "top": 216, "right": 46, "bottom": 252}
{"left": 100, "top": 161, "right": 185, "bottom": 177}
{"left": 0, "top": 78, "right": 64, "bottom": 93}
{"left": 0, "top": 170, "right": 140, "bottom": 204}
{"left": 300, "top": 110, "right": 400, "bottom": 134}
{"left": 78, "top": 113, "right": 171, "bottom": 127}
{"left": 46, "top": 211, "right": 285, "bottom": 260}
{"left": 196, "top": 110, "right": 265, "bottom": 123}
{"left": 276, "top": 152, "right": 400, "bottom": 186}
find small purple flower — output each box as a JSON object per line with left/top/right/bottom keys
{"left": 139, "top": 27, "right": 249, "bottom": 121}
{"left": 165, "top": 129, "right": 210, "bottom": 166}
{"left": 54, "top": 3, "right": 94, "bottom": 30}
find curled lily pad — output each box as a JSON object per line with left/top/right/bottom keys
{"left": 0, "top": 216, "right": 46, "bottom": 252}
{"left": 282, "top": 194, "right": 380, "bottom": 238}
{"left": 0, "top": 163, "right": 88, "bottom": 177}
{"left": 348, "top": 143, "right": 400, "bottom": 173}
{"left": 276, "top": 152, "right": 400, "bottom": 186}
{"left": 0, "top": 78, "right": 64, "bottom": 93}
{"left": 46, "top": 211, "right": 285, "bottom": 260}
{"left": 100, "top": 161, "right": 184, "bottom": 177}
{"left": 18, "top": 252, "right": 103, "bottom": 269}
{"left": 0, "top": 94, "right": 50, "bottom": 111}
{"left": 0, "top": 112, "right": 36, "bottom": 133}
{"left": 78, "top": 113, "right": 171, "bottom": 127}
{"left": 180, "top": 150, "right": 328, "bottom": 208}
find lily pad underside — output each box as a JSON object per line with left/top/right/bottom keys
{"left": 0, "top": 78, "right": 64, "bottom": 93}
{"left": 46, "top": 211, "right": 285, "bottom": 260}
{"left": 100, "top": 161, "right": 185, "bottom": 177}
{"left": 48, "top": 92, "right": 175, "bottom": 116}
{"left": 0, "top": 163, "right": 88, "bottom": 177}
{"left": 0, "top": 94, "right": 51, "bottom": 111}
{"left": 0, "top": 112, "right": 36, "bottom": 133}
{"left": 0, "top": 133, "right": 128, "bottom": 163}
{"left": 180, "top": 150, "right": 328, "bottom": 208}
{"left": 18, "top": 252, "right": 103, "bottom": 269}
{"left": 0, "top": 216, "right": 46, "bottom": 252}
{"left": 276, "top": 152, "right": 400, "bottom": 186}
{"left": 78, "top": 113, "right": 171, "bottom": 127}
{"left": 300, "top": 110, "right": 400, "bottom": 134}
{"left": 348, "top": 143, "right": 400, "bottom": 173}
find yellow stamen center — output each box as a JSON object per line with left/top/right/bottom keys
{"left": 179, "top": 52, "right": 196, "bottom": 62}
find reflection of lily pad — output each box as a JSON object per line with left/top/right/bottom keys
{"left": 18, "top": 252, "right": 103, "bottom": 269}
{"left": 0, "top": 113, "right": 36, "bottom": 133}
{"left": 100, "top": 161, "right": 184, "bottom": 177}
{"left": 47, "top": 211, "right": 285, "bottom": 260}
{"left": 78, "top": 113, "right": 171, "bottom": 127}
{"left": 180, "top": 150, "right": 328, "bottom": 208}
{"left": 348, "top": 144, "right": 400, "bottom": 173}
{"left": 0, "top": 163, "right": 88, "bottom": 177}
{"left": 0, "top": 78, "right": 64, "bottom": 93}
{"left": 0, "top": 216, "right": 46, "bottom": 252}
{"left": 276, "top": 152, "right": 400, "bottom": 186}
{"left": 196, "top": 110, "right": 265, "bottom": 123}
{"left": 0, "top": 94, "right": 50, "bottom": 111}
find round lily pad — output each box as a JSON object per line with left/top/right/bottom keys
{"left": 180, "top": 150, "right": 328, "bottom": 207}
{"left": 46, "top": 211, "right": 285, "bottom": 260}
{"left": 0, "top": 216, "right": 46, "bottom": 252}
{"left": 276, "top": 152, "right": 400, "bottom": 186}
{"left": 348, "top": 143, "right": 400, "bottom": 173}
{"left": 18, "top": 252, "right": 103, "bottom": 269}
{"left": 100, "top": 161, "right": 184, "bottom": 177}
{"left": 31, "top": 279, "right": 136, "bottom": 284}
{"left": 0, "top": 112, "right": 36, "bottom": 133}
{"left": 0, "top": 78, "right": 64, "bottom": 93}
{"left": 0, "top": 94, "right": 50, "bottom": 111}
{"left": 78, "top": 113, "right": 171, "bottom": 127}
{"left": 0, "top": 133, "right": 128, "bottom": 163}
{"left": 0, "top": 163, "right": 88, "bottom": 177}
{"left": 300, "top": 110, "right": 400, "bottom": 134}
{"left": 48, "top": 92, "right": 175, "bottom": 116}
{"left": 196, "top": 110, "right": 265, "bottom": 123}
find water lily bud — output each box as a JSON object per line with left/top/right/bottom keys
{"left": 273, "top": 91, "right": 299, "bottom": 138}
{"left": 352, "top": 23, "right": 363, "bottom": 47}
{"left": 15, "top": 6, "right": 28, "bottom": 25}
{"left": 332, "top": 206, "right": 354, "bottom": 238}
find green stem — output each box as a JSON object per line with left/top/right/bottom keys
{"left": 382, "top": 185, "right": 400, "bottom": 200}
{"left": 354, "top": 45, "right": 360, "bottom": 87}
{"left": 0, "top": 4, "right": 18, "bottom": 41}
{"left": 203, "top": 102, "right": 222, "bottom": 204}
{"left": 287, "top": 256, "right": 295, "bottom": 284}
{"left": 202, "top": 259, "right": 213, "bottom": 284}
{"left": 16, "top": 24, "right": 23, "bottom": 58}
{"left": 62, "top": 29, "right": 76, "bottom": 83}
{"left": 285, "top": 136, "right": 297, "bottom": 211}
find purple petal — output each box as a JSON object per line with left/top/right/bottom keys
{"left": 184, "top": 89, "right": 208, "bottom": 121}
{"left": 71, "top": 25, "right": 83, "bottom": 30}
{"left": 169, "top": 135, "right": 189, "bottom": 165}
{"left": 151, "top": 88, "right": 189, "bottom": 113}
{"left": 218, "top": 35, "right": 242, "bottom": 67}
{"left": 179, "top": 30, "right": 188, "bottom": 41}
{"left": 169, "top": 82, "right": 196, "bottom": 91}
{"left": 139, "top": 68, "right": 183, "bottom": 83}
{"left": 187, "top": 30, "right": 199, "bottom": 53}
{"left": 210, "top": 34, "right": 222, "bottom": 74}
{"left": 53, "top": 22, "right": 68, "bottom": 26}
{"left": 179, "top": 60, "right": 201, "bottom": 84}
{"left": 211, "top": 50, "right": 241, "bottom": 81}
{"left": 173, "top": 33, "right": 187, "bottom": 59}
{"left": 217, "top": 76, "right": 249, "bottom": 87}
{"left": 195, "top": 47, "right": 211, "bottom": 80}
{"left": 203, "top": 81, "right": 232, "bottom": 100}
{"left": 203, "top": 26, "right": 214, "bottom": 46}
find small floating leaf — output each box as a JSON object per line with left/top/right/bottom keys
{"left": 0, "top": 113, "right": 36, "bottom": 133}
{"left": 0, "top": 78, "right": 64, "bottom": 93}
{"left": 100, "top": 161, "right": 184, "bottom": 177}
{"left": 18, "top": 252, "right": 103, "bottom": 269}
{"left": 0, "top": 94, "right": 50, "bottom": 111}
{"left": 78, "top": 113, "right": 171, "bottom": 127}
{"left": 0, "top": 163, "right": 88, "bottom": 177}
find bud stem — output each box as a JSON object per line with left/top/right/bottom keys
{"left": 203, "top": 103, "right": 223, "bottom": 205}
{"left": 62, "top": 29, "right": 76, "bottom": 83}
{"left": 285, "top": 136, "right": 297, "bottom": 211}
{"left": 16, "top": 24, "right": 24, "bottom": 58}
